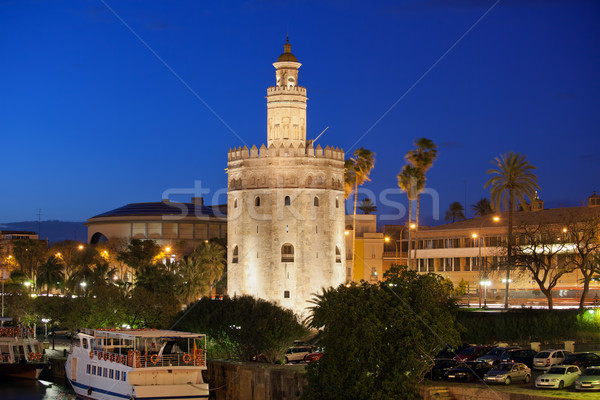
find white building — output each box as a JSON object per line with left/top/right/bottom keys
{"left": 227, "top": 40, "right": 346, "bottom": 316}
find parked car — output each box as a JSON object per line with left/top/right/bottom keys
{"left": 446, "top": 361, "right": 493, "bottom": 382}
{"left": 284, "top": 346, "right": 312, "bottom": 363}
{"left": 477, "top": 346, "right": 520, "bottom": 366}
{"left": 453, "top": 346, "right": 493, "bottom": 362}
{"left": 574, "top": 366, "right": 600, "bottom": 391}
{"left": 535, "top": 365, "right": 581, "bottom": 389}
{"left": 483, "top": 362, "right": 531, "bottom": 385}
{"left": 561, "top": 352, "right": 600, "bottom": 369}
{"left": 426, "top": 359, "right": 460, "bottom": 380}
{"left": 499, "top": 348, "right": 538, "bottom": 368}
{"left": 304, "top": 351, "right": 323, "bottom": 364}
{"left": 533, "top": 349, "right": 569, "bottom": 371}
{"left": 435, "top": 343, "right": 470, "bottom": 359}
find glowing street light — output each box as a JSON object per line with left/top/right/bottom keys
{"left": 384, "top": 236, "right": 398, "bottom": 266}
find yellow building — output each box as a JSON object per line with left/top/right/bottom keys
{"left": 345, "top": 214, "right": 385, "bottom": 283}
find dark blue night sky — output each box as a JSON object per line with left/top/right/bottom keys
{"left": 1, "top": 0, "right": 598, "bottom": 225}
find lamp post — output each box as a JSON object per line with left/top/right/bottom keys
{"left": 384, "top": 236, "right": 398, "bottom": 266}
{"left": 41, "top": 318, "right": 50, "bottom": 338}
{"left": 80, "top": 281, "right": 87, "bottom": 297}
{"left": 472, "top": 233, "right": 482, "bottom": 308}
{"left": 408, "top": 223, "right": 416, "bottom": 270}
{"left": 481, "top": 279, "right": 491, "bottom": 308}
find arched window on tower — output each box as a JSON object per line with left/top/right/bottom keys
{"left": 234, "top": 198, "right": 238, "bottom": 208}
{"left": 255, "top": 196, "right": 261, "bottom": 207}
{"left": 281, "top": 244, "right": 294, "bottom": 262}
{"left": 284, "top": 196, "right": 291, "bottom": 206}
{"left": 335, "top": 246, "right": 342, "bottom": 263}
{"left": 314, "top": 196, "right": 319, "bottom": 207}
{"left": 336, "top": 197, "right": 340, "bottom": 208}
{"left": 232, "top": 246, "right": 238, "bottom": 263}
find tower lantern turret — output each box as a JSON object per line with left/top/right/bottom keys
{"left": 267, "top": 38, "right": 307, "bottom": 147}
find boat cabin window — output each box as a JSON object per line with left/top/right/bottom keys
{"left": 82, "top": 338, "right": 89, "bottom": 349}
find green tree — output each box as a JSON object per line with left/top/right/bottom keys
{"left": 173, "top": 296, "right": 308, "bottom": 363}
{"left": 117, "top": 239, "right": 161, "bottom": 270}
{"left": 485, "top": 151, "right": 539, "bottom": 309}
{"left": 12, "top": 239, "right": 47, "bottom": 282}
{"left": 36, "top": 255, "right": 65, "bottom": 296}
{"left": 194, "top": 241, "right": 226, "bottom": 298}
{"left": 345, "top": 148, "right": 375, "bottom": 278}
{"left": 397, "top": 165, "right": 424, "bottom": 269}
{"left": 405, "top": 138, "right": 438, "bottom": 266}
{"left": 445, "top": 201, "right": 466, "bottom": 222}
{"left": 303, "top": 266, "right": 461, "bottom": 399}
{"left": 177, "top": 255, "right": 210, "bottom": 305}
{"left": 472, "top": 197, "right": 493, "bottom": 217}
{"left": 357, "top": 198, "right": 377, "bottom": 214}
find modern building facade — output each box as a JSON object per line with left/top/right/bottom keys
{"left": 227, "top": 40, "right": 346, "bottom": 316}
{"left": 407, "top": 193, "right": 600, "bottom": 307}
{"left": 86, "top": 197, "right": 227, "bottom": 255}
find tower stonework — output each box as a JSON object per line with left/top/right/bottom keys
{"left": 227, "top": 41, "right": 346, "bottom": 316}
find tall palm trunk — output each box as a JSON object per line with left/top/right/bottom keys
{"left": 352, "top": 180, "right": 358, "bottom": 281}
{"left": 505, "top": 191, "right": 514, "bottom": 309}
{"left": 414, "top": 195, "right": 420, "bottom": 270}
{"left": 407, "top": 199, "right": 413, "bottom": 270}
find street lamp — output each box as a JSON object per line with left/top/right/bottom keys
{"left": 384, "top": 236, "right": 398, "bottom": 266}
{"left": 80, "top": 281, "right": 87, "bottom": 296}
{"left": 480, "top": 279, "right": 491, "bottom": 308}
{"left": 41, "top": 318, "right": 50, "bottom": 337}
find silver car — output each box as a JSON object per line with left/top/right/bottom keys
{"left": 575, "top": 367, "right": 600, "bottom": 391}
{"left": 533, "top": 349, "right": 568, "bottom": 371}
{"left": 483, "top": 362, "right": 531, "bottom": 385}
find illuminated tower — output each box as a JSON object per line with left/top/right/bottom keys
{"left": 227, "top": 40, "right": 346, "bottom": 316}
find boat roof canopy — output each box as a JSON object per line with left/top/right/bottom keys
{"left": 82, "top": 329, "right": 205, "bottom": 340}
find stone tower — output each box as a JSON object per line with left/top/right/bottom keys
{"left": 227, "top": 40, "right": 346, "bottom": 316}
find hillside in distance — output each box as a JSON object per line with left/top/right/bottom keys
{"left": 0, "top": 220, "right": 87, "bottom": 244}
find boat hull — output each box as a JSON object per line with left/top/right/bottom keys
{"left": 68, "top": 377, "right": 209, "bottom": 400}
{"left": 0, "top": 362, "right": 45, "bottom": 380}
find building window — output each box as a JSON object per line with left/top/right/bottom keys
{"left": 284, "top": 196, "right": 291, "bottom": 206}
{"left": 314, "top": 197, "right": 319, "bottom": 206}
{"left": 371, "top": 247, "right": 376, "bottom": 259}
{"left": 336, "top": 197, "right": 339, "bottom": 208}
{"left": 281, "top": 244, "right": 294, "bottom": 262}
{"left": 232, "top": 246, "right": 238, "bottom": 263}
{"left": 234, "top": 198, "right": 238, "bottom": 208}
{"left": 284, "top": 290, "right": 290, "bottom": 298}
{"left": 453, "top": 257, "right": 461, "bottom": 272}
{"left": 255, "top": 196, "right": 261, "bottom": 207}
{"left": 428, "top": 259, "right": 435, "bottom": 273}
{"left": 335, "top": 246, "right": 342, "bottom": 263}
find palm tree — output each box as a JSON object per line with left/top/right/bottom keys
{"left": 358, "top": 198, "right": 377, "bottom": 214}
{"left": 398, "top": 165, "right": 424, "bottom": 269}
{"left": 485, "top": 151, "right": 539, "bottom": 309}
{"left": 345, "top": 148, "right": 375, "bottom": 277}
{"left": 405, "top": 138, "right": 438, "bottom": 266}
{"left": 36, "top": 255, "right": 65, "bottom": 296}
{"left": 195, "top": 241, "right": 226, "bottom": 298}
{"left": 472, "top": 198, "right": 493, "bottom": 217}
{"left": 445, "top": 202, "right": 466, "bottom": 222}
{"left": 177, "top": 255, "right": 209, "bottom": 305}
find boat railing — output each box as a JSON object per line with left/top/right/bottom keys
{"left": 87, "top": 349, "right": 206, "bottom": 368}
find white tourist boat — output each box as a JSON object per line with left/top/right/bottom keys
{"left": 65, "top": 328, "right": 209, "bottom": 400}
{"left": 0, "top": 317, "right": 47, "bottom": 379}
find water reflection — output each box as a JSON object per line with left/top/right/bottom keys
{"left": 0, "top": 377, "right": 75, "bottom": 400}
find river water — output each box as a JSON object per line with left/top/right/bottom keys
{"left": 0, "top": 376, "right": 75, "bottom": 400}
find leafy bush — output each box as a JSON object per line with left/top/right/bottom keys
{"left": 457, "top": 309, "right": 600, "bottom": 343}
{"left": 302, "top": 266, "right": 462, "bottom": 400}
{"left": 172, "top": 295, "right": 308, "bottom": 362}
